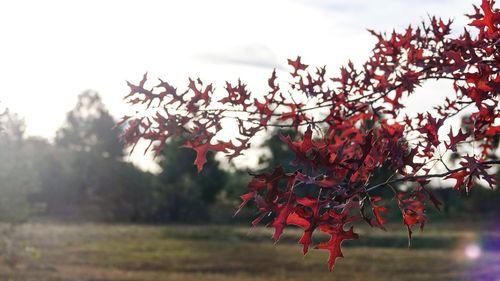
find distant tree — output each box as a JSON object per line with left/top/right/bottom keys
{"left": 46, "top": 90, "right": 154, "bottom": 220}
{"left": 0, "top": 111, "right": 38, "bottom": 222}
{"left": 28, "top": 137, "right": 86, "bottom": 217}
{"left": 258, "top": 129, "right": 297, "bottom": 171}
{"left": 152, "top": 137, "right": 227, "bottom": 222}
{"left": 56, "top": 90, "right": 123, "bottom": 159}
{"left": 86, "top": 159, "right": 157, "bottom": 221}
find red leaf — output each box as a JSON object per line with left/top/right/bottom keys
{"left": 288, "top": 56, "right": 309, "bottom": 77}
{"left": 185, "top": 143, "right": 211, "bottom": 172}
{"left": 397, "top": 189, "right": 427, "bottom": 246}
{"left": 445, "top": 127, "right": 469, "bottom": 152}
{"left": 316, "top": 225, "right": 359, "bottom": 271}
{"left": 236, "top": 191, "right": 256, "bottom": 215}
{"left": 286, "top": 212, "right": 313, "bottom": 254}
{"left": 445, "top": 170, "right": 468, "bottom": 190}
{"left": 187, "top": 78, "right": 213, "bottom": 106}
{"left": 460, "top": 155, "right": 497, "bottom": 190}
{"left": 271, "top": 192, "right": 296, "bottom": 241}
{"left": 469, "top": 0, "right": 500, "bottom": 35}
{"left": 279, "top": 125, "right": 315, "bottom": 165}
{"left": 183, "top": 141, "right": 230, "bottom": 172}
{"left": 417, "top": 114, "right": 445, "bottom": 147}
{"left": 370, "top": 196, "right": 389, "bottom": 230}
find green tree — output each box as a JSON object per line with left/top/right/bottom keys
{"left": 0, "top": 111, "right": 39, "bottom": 222}
{"left": 258, "top": 129, "right": 297, "bottom": 172}
{"left": 56, "top": 90, "right": 123, "bottom": 159}
{"left": 47, "top": 90, "right": 154, "bottom": 221}
{"left": 152, "top": 138, "right": 228, "bottom": 222}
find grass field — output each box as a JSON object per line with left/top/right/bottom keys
{"left": 0, "top": 222, "right": 499, "bottom": 281}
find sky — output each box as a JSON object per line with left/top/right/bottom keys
{"left": 0, "top": 0, "right": 479, "bottom": 171}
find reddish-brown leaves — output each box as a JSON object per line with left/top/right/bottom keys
{"left": 121, "top": 0, "right": 500, "bottom": 271}
{"left": 186, "top": 78, "right": 213, "bottom": 107}
{"left": 445, "top": 156, "right": 497, "bottom": 192}
{"left": 397, "top": 188, "right": 428, "bottom": 245}
{"left": 469, "top": 0, "right": 500, "bottom": 35}
{"left": 417, "top": 114, "right": 445, "bottom": 147}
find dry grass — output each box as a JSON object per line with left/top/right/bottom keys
{"left": 0, "top": 222, "right": 498, "bottom": 281}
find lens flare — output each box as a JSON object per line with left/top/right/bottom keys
{"left": 464, "top": 244, "right": 482, "bottom": 260}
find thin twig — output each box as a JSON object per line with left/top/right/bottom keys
{"left": 365, "top": 159, "right": 500, "bottom": 193}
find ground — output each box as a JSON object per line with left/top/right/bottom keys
{"left": 0, "top": 222, "right": 499, "bottom": 281}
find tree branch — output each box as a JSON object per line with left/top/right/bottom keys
{"left": 366, "top": 159, "right": 500, "bottom": 192}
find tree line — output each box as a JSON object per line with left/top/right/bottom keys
{"left": 0, "top": 90, "right": 497, "bottom": 224}
{"left": 0, "top": 91, "right": 242, "bottom": 223}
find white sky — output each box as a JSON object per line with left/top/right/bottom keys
{"left": 0, "top": 0, "right": 478, "bottom": 171}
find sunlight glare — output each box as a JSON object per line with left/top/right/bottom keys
{"left": 464, "top": 244, "right": 482, "bottom": 260}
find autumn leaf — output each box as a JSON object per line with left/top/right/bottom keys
{"left": 445, "top": 127, "right": 469, "bottom": 152}
{"left": 316, "top": 224, "right": 359, "bottom": 271}
{"left": 288, "top": 56, "right": 309, "bottom": 77}
{"left": 469, "top": 0, "right": 500, "bottom": 35}
{"left": 369, "top": 196, "right": 389, "bottom": 230}
{"left": 183, "top": 140, "right": 231, "bottom": 172}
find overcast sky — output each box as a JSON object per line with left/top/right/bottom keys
{"left": 0, "top": 0, "right": 478, "bottom": 170}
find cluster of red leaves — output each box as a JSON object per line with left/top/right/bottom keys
{"left": 121, "top": 0, "right": 499, "bottom": 270}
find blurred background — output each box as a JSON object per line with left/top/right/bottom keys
{"left": 0, "top": 0, "right": 499, "bottom": 280}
